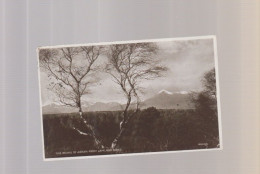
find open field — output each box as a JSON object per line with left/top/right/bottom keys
{"left": 43, "top": 108, "right": 219, "bottom": 158}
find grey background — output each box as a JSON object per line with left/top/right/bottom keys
{"left": 1, "top": 0, "right": 259, "bottom": 174}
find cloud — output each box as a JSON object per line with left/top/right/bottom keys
{"left": 39, "top": 38, "right": 216, "bottom": 104}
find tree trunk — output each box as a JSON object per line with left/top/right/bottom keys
{"left": 111, "top": 95, "right": 137, "bottom": 149}
{"left": 74, "top": 104, "right": 104, "bottom": 149}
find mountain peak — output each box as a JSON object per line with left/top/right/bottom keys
{"left": 144, "top": 89, "right": 194, "bottom": 110}
{"left": 174, "top": 91, "right": 189, "bottom": 95}
{"left": 158, "top": 89, "right": 173, "bottom": 95}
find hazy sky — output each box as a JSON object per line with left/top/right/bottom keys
{"left": 40, "top": 38, "right": 215, "bottom": 105}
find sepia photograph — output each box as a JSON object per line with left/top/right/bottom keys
{"left": 38, "top": 36, "right": 222, "bottom": 160}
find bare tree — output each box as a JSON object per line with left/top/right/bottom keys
{"left": 106, "top": 43, "right": 168, "bottom": 148}
{"left": 39, "top": 46, "right": 104, "bottom": 148}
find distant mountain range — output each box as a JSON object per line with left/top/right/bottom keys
{"left": 141, "top": 90, "right": 194, "bottom": 110}
{"left": 42, "top": 90, "right": 194, "bottom": 114}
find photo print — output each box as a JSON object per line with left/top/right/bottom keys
{"left": 38, "top": 36, "right": 222, "bottom": 160}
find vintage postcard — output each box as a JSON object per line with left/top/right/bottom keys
{"left": 37, "top": 36, "right": 222, "bottom": 160}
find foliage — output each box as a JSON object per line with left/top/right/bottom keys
{"left": 192, "top": 68, "right": 219, "bottom": 147}
{"left": 43, "top": 107, "right": 219, "bottom": 157}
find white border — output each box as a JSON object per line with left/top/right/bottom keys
{"left": 213, "top": 36, "right": 223, "bottom": 151}
{"left": 37, "top": 35, "right": 223, "bottom": 161}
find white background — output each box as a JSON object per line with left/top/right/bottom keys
{"left": 0, "top": 0, "right": 259, "bottom": 174}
